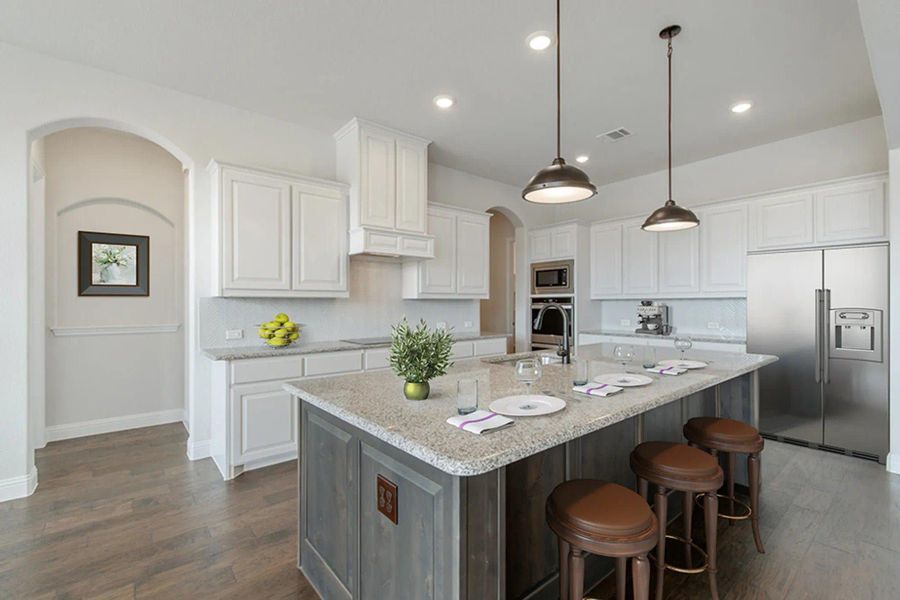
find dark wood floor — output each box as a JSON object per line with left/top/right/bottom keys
{"left": 1, "top": 424, "right": 897, "bottom": 599}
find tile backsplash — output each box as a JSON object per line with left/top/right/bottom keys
{"left": 591, "top": 298, "right": 747, "bottom": 339}
{"left": 199, "top": 256, "right": 480, "bottom": 348}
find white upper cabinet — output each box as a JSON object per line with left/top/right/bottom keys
{"left": 749, "top": 191, "right": 814, "bottom": 250}
{"left": 403, "top": 205, "right": 491, "bottom": 299}
{"left": 589, "top": 223, "right": 623, "bottom": 298}
{"left": 220, "top": 168, "right": 292, "bottom": 291}
{"left": 292, "top": 184, "right": 348, "bottom": 293}
{"left": 211, "top": 161, "right": 349, "bottom": 298}
{"left": 622, "top": 221, "right": 658, "bottom": 295}
{"left": 700, "top": 203, "right": 747, "bottom": 293}
{"left": 335, "top": 118, "right": 434, "bottom": 257}
{"left": 815, "top": 179, "right": 886, "bottom": 243}
{"left": 658, "top": 226, "right": 699, "bottom": 294}
{"left": 529, "top": 223, "right": 576, "bottom": 262}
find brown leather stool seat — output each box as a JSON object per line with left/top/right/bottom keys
{"left": 683, "top": 417, "right": 766, "bottom": 554}
{"left": 547, "top": 480, "right": 658, "bottom": 600}
{"left": 630, "top": 442, "right": 724, "bottom": 600}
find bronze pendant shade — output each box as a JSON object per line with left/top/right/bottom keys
{"left": 522, "top": 0, "right": 597, "bottom": 204}
{"left": 642, "top": 25, "right": 699, "bottom": 232}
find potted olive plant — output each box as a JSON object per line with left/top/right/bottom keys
{"left": 389, "top": 318, "right": 453, "bottom": 400}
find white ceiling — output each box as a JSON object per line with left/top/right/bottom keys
{"left": 0, "top": 0, "right": 881, "bottom": 186}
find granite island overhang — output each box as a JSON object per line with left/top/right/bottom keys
{"left": 285, "top": 343, "right": 777, "bottom": 599}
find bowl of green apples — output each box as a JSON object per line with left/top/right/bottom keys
{"left": 257, "top": 313, "right": 302, "bottom": 348}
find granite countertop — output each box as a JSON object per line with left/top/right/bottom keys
{"left": 284, "top": 343, "right": 777, "bottom": 476}
{"left": 201, "top": 332, "right": 511, "bottom": 361}
{"left": 580, "top": 329, "right": 747, "bottom": 345}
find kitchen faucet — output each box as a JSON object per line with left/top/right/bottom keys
{"left": 533, "top": 303, "right": 571, "bottom": 364}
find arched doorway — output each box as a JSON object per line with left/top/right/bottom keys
{"left": 27, "top": 119, "right": 193, "bottom": 474}
{"left": 482, "top": 206, "right": 526, "bottom": 353}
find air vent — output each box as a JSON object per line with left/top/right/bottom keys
{"left": 597, "top": 127, "right": 633, "bottom": 142}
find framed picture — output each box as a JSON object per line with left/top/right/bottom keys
{"left": 77, "top": 231, "right": 150, "bottom": 296}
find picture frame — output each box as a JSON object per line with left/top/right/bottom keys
{"left": 77, "top": 231, "right": 150, "bottom": 296}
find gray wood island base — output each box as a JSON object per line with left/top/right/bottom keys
{"left": 284, "top": 344, "right": 777, "bottom": 600}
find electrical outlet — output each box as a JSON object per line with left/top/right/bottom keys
{"left": 377, "top": 475, "right": 398, "bottom": 524}
{"left": 225, "top": 329, "right": 244, "bottom": 340}
{"left": 707, "top": 322, "right": 720, "bottom": 330}
{"left": 463, "top": 321, "right": 473, "bottom": 329}
{"left": 436, "top": 321, "right": 447, "bottom": 330}
{"left": 619, "top": 319, "right": 631, "bottom": 327}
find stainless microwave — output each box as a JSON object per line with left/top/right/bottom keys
{"left": 531, "top": 260, "right": 574, "bottom": 295}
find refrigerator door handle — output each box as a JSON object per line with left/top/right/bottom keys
{"left": 814, "top": 289, "right": 822, "bottom": 384}
{"left": 824, "top": 288, "right": 831, "bottom": 384}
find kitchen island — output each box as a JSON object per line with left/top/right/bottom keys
{"left": 285, "top": 343, "right": 777, "bottom": 600}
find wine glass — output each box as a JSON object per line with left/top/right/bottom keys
{"left": 674, "top": 337, "right": 693, "bottom": 360}
{"left": 515, "top": 358, "right": 542, "bottom": 396}
{"left": 613, "top": 345, "right": 635, "bottom": 373}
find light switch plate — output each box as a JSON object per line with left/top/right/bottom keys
{"left": 225, "top": 329, "right": 244, "bottom": 340}
{"left": 464, "top": 321, "right": 473, "bottom": 329}
{"left": 377, "top": 475, "right": 398, "bottom": 524}
{"left": 436, "top": 321, "right": 447, "bottom": 330}
{"left": 707, "top": 322, "right": 720, "bottom": 330}
{"left": 619, "top": 319, "right": 631, "bottom": 327}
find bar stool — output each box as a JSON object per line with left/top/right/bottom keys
{"left": 630, "top": 442, "right": 724, "bottom": 600}
{"left": 683, "top": 417, "right": 765, "bottom": 554}
{"left": 547, "top": 479, "right": 658, "bottom": 600}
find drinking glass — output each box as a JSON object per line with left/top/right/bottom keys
{"left": 515, "top": 358, "right": 542, "bottom": 395}
{"left": 573, "top": 359, "right": 590, "bottom": 386}
{"left": 457, "top": 379, "right": 478, "bottom": 415}
{"left": 613, "top": 345, "right": 635, "bottom": 373}
{"left": 642, "top": 343, "right": 657, "bottom": 369}
{"left": 674, "top": 337, "right": 693, "bottom": 359}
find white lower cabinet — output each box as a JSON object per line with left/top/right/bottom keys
{"left": 209, "top": 338, "right": 508, "bottom": 479}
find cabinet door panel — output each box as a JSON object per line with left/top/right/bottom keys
{"left": 622, "top": 222, "right": 658, "bottom": 294}
{"left": 590, "top": 224, "right": 623, "bottom": 297}
{"left": 529, "top": 230, "right": 551, "bottom": 262}
{"left": 550, "top": 226, "right": 575, "bottom": 259}
{"left": 750, "top": 192, "right": 814, "bottom": 249}
{"left": 658, "top": 227, "right": 699, "bottom": 293}
{"left": 292, "top": 188, "right": 347, "bottom": 292}
{"left": 420, "top": 211, "right": 457, "bottom": 294}
{"left": 701, "top": 204, "right": 747, "bottom": 293}
{"left": 360, "top": 130, "right": 396, "bottom": 229}
{"left": 231, "top": 381, "right": 296, "bottom": 464}
{"left": 815, "top": 180, "right": 886, "bottom": 243}
{"left": 456, "top": 215, "right": 490, "bottom": 295}
{"left": 395, "top": 138, "right": 427, "bottom": 234}
{"left": 222, "top": 170, "right": 291, "bottom": 290}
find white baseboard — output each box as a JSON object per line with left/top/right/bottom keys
{"left": 0, "top": 466, "right": 38, "bottom": 503}
{"left": 187, "top": 437, "right": 211, "bottom": 460}
{"left": 887, "top": 452, "right": 900, "bottom": 475}
{"left": 45, "top": 409, "right": 185, "bottom": 442}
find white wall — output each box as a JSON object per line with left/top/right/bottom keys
{"left": 43, "top": 128, "right": 184, "bottom": 435}
{"left": 554, "top": 116, "right": 888, "bottom": 224}
{"left": 0, "top": 42, "right": 556, "bottom": 496}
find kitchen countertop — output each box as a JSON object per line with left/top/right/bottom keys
{"left": 580, "top": 329, "right": 746, "bottom": 345}
{"left": 283, "top": 343, "right": 776, "bottom": 476}
{"left": 201, "top": 332, "right": 511, "bottom": 361}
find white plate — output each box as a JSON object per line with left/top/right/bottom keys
{"left": 593, "top": 373, "right": 653, "bottom": 387}
{"left": 657, "top": 359, "right": 708, "bottom": 370}
{"left": 489, "top": 394, "right": 566, "bottom": 417}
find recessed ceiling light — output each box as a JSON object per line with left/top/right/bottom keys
{"left": 433, "top": 95, "right": 455, "bottom": 110}
{"left": 731, "top": 101, "right": 753, "bottom": 114}
{"left": 575, "top": 155, "right": 589, "bottom": 164}
{"left": 527, "top": 31, "right": 554, "bottom": 51}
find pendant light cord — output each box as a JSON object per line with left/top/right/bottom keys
{"left": 667, "top": 36, "right": 673, "bottom": 203}
{"left": 556, "top": 0, "right": 561, "bottom": 159}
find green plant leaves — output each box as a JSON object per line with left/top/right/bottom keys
{"left": 389, "top": 318, "right": 454, "bottom": 383}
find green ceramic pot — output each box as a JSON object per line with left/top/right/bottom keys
{"left": 403, "top": 381, "right": 430, "bottom": 401}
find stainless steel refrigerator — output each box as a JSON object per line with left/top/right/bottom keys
{"left": 747, "top": 244, "right": 889, "bottom": 462}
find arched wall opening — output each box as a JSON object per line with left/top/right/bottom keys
{"left": 483, "top": 206, "right": 529, "bottom": 352}
{"left": 26, "top": 119, "right": 193, "bottom": 477}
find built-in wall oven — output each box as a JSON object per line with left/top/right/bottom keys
{"left": 531, "top": 260, "right": 574, "bottom": 296}
{"left": 531, "top": 296, "right": 574, "bottom": 351}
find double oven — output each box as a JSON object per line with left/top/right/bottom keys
{"left": 530, "top": 260, "right": 575, "bottom": 351}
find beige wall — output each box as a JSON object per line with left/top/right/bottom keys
{"left": 480, "top": 210, "right": 516, "bottom": 348}
{"left": 43, "top": 128, "right": 184, "bottom": 430}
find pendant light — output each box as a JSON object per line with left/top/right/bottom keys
{"left": 522, "top": 0, "right": 596, "bottom": 204}
{"left": 642, "top": 25, "right": 700, "bottom": 232}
